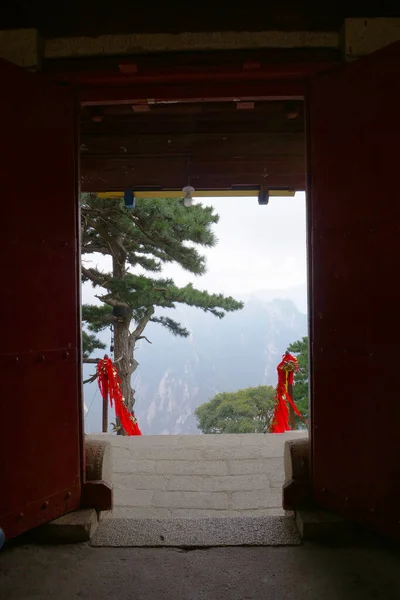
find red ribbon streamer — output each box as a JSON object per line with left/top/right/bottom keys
{"left": 269, "top": 353, "right": 306, "bottom": 433}
{"left": 97, "top": 357, "right": 142, "bottom": 436}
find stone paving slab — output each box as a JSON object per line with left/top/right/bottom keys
{"left": 89, "top": 432, "right": 307, "bottom": 519}
{"left": 91, "top": 515, "right": 302, "bottom": 547}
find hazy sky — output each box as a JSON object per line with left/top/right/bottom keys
{"left": 82, "top": 192, "right": 307, "bottom": 305}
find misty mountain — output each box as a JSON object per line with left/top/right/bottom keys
{"left": 83, "top": 297, "right": 307, "bottom": 435}
{"left": 245, "top": 285, "right": 308, "bottom": 314}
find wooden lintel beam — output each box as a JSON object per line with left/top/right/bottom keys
{"left": 44, "top": 47, "right": 341, "bottom": 76}
{"left": 97, "top": 189, "right": 296, "bottom": 199}
{"left": 81, "top": 175, "right": 305, "bottom": 193}
{"left": 80, "top": 131, "right": 304, "bottom": 157}
{"left": 77, "top": 81, "right": 305, "bottom": 107}
{"left": 46, "top": 62, "right": 335, "bottom": 87}
{"left": 80, "top": 154, "right": 305, "bottom": 192}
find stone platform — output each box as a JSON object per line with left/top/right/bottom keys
{"left": 89, "top": 431, "right": 307, "bottom": 519}
{"left": 91, "top": 515, "right": 301, "bottom": 546}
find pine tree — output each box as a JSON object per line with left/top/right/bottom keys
{"left": 81, "top": 194, "right": 243, "bottom": 429}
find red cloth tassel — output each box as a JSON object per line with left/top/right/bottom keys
{"left": 97, "top": 357, "right": 142, "bottom": 436}
{"left": 270, "top": 353, "right": 306, "bottom": 433}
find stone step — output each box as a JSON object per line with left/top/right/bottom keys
{"left": 91, "top": 515, "right": 301, "bottom": 547}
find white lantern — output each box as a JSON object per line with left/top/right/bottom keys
{"left": 182, "top": 185, "right": 195, "bottom": 207}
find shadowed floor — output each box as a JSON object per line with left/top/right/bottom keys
{"left": 1, "top": 538, "right": 399, "bottom": 599}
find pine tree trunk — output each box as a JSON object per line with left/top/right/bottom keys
{"left": 112, "top": 248, "right": 136, "bottom": 435}
{"left": 111, "top": 247, "right": 153, "bottom": 435}
{"left": 114, "top": 318, "right": 135, "bottom": 415}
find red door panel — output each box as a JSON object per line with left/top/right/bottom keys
{"left": 0, "top": 58, "right": 82, "bottom": 540}
{"left": 308, "top": 43, "right": 400, "bottom": 538}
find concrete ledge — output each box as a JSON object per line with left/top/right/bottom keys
{"left": 0, "top": 29, "right": 42, "bottom": 69}
{"left": 89, "top": 433, "right": 306, "bottom": 518}
{"left": 283, "top": 437, "right": 312, "bottom": 510}
{"left": 284, "top": 437, "right": 309, "bottom": 480}
{"left": 45, "top": 30, "right": 339, "bottom": 59}
{"left": 344, "top": 18, "right": 400, "bottom": 60}
{"left": 296, "top": 509, "right": 355, "bottom": 542}
{"left": 85, "top": 438, "right": 112, "bottom": 485}
{"left": 35, "top": 509, "right": 98, "bottom": 544}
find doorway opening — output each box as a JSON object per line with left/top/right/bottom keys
{"left": 82, "top": 192, "right": 308, "bottom": 436}
{"left": 79, "top": 96, "right": 309, "bottom": 522}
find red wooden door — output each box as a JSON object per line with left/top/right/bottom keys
{"left": 308, "top": 43, "right": 400, "bottom": 538}
{"left": 0, "top": 59, "right": 82, "bottom": 540}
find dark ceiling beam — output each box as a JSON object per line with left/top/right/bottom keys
{"left": 81, "top": 99, "right": 302, "bottom": 116}
{"left": 82, "top": 121, "right": 304, "bottom": 136}
{"left": 47, "top": 61, "right": 337, "bottom": 87}
{"left": 44, "top": 47, "right": 341, "bottom": 74}
{"left": 81, "top": 123, "right": 304, "bottom": 138}
{"left": 80, "top": 132, "right": 305, "bottom": 158}
{"left": 77, "top": 81, "right": 306, "bottom": 107}
{"left": 80, "top": 99, "right": 305, "bottom": 133}
{"left": 81, "top": 100, "right": 303, "bottom": 121}
{"left": 80, "top": 155, "right": 305, "bottom": 192}
{"left": 45, "top": 50, "right": 335, "bottom": 105}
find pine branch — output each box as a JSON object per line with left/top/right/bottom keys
{"left": 83, "top": 373, "right": 98, "bottom": 384}
{"left": 81, "top": 244, "right": 110, "bottom": 256}
{"left": 83, "top": 358, "right": 102, "bottom": 364}
{"left": 84, "top": 315, "right": 116, "bottom": 330}
{"left": 81, "top": 266, "right": 111, "bottom": 289}
{"left": 151, "top": 316, "right": 190, "bottom": 337}
{"left": 136, "top": 335, "right": 152, "bottom": 344}
{"left": 82, "top": 305, "right": 114, "bottom": 332}
{"left": 82, "top": 329, "right": 106, "bottom": 356}
{"left": 130, "top": 307, "right": 155, "bottom": 341}
{"left": 86, "top": 216, "right": 128, "bottom": 262}
{"left": 81, "top": 205, "right": 107, "bottom": 217}
{"left": 130, "top": 358, "right": 139, "bottom": 375}
{"left": 94, "top": 294, "right": 130, "bottom": 309}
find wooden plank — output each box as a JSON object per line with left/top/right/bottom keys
{"left": 81, "top": 106, "right": 304, "bottom": 136}
{"left": 98, "top": 190, "right": 296, "bottom": 198}
{"left": 81, "top": 98, "right": 304, "bottom": 118}
{"left": 44, "top": 47, "right": 341, "bottom": 74}
{"left": 77, "top": 81, "right": 306, "bottom": 106}
{"left": 80, "top": 131, "right": 304, "bottom": 158}
{"left": 47, "top": 61, "right": 337, "bottom": 86}
{"left": 81, "top": 155, "right": 305, "bottom": 191}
